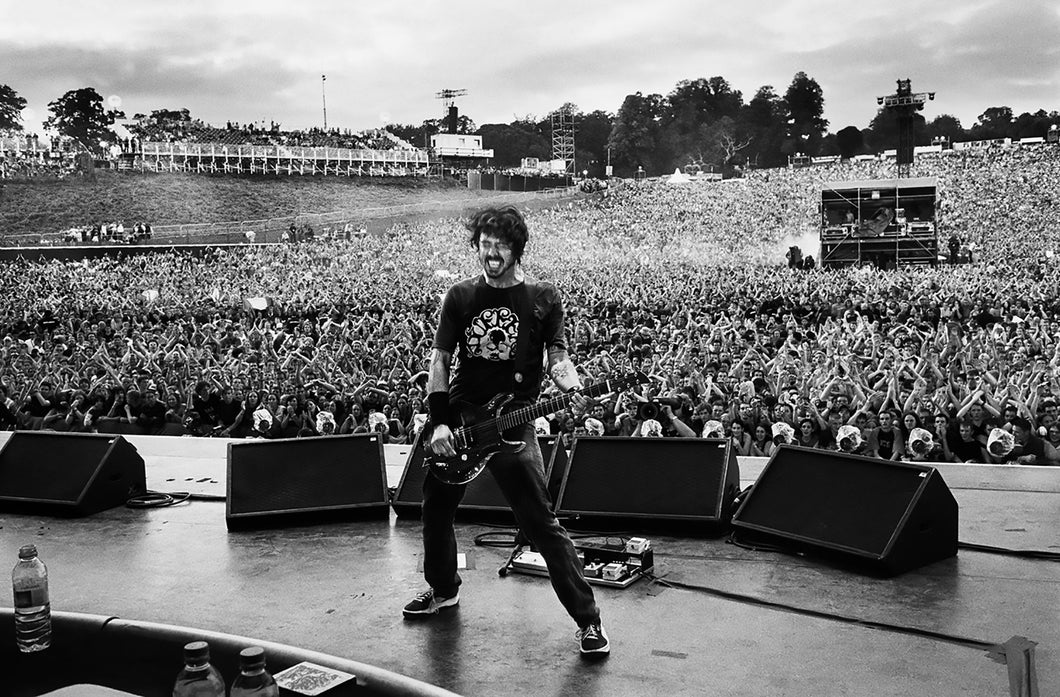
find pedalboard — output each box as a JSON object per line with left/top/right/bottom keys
{"left": 505, "top": 537, "right": 654, "bottom": 588}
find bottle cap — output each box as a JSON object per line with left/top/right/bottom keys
{"left": 239, "top": 646, "right": 266, "bottom": 670}
{"left": 183, "top": 641, "right": 210, "bottom": 665}
{"left": 18, "top": 545, "right": 38, "bottom": 560}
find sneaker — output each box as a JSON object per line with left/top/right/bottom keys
{"left": 402, "top": 589, "right": 459, "bottom": 618}
{"left": 577, "top": 622, "right": 610, "bottom": 655}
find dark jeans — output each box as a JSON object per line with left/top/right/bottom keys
{"left": 421, "top": 424, "right": 600, "bottom": 627}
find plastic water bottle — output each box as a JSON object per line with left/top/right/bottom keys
{"left": 230, "top": 646, "right": 278, "bottom": 697}
{"left": 12, "top": 544, "right": 51, "bottom": 652}
{"left": 173, "top": 641, "right": 226, "bottom": 697}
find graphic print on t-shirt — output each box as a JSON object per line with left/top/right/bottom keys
{"left": 465, "top": 307, "right": 519, "bottom": 361}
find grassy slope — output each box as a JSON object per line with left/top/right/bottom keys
{"left": 0, "top": 172, "right": 511, "bottom": 236}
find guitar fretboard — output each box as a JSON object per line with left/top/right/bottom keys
{"left": 494, "top": 377, "right": 627, "bottom": 431}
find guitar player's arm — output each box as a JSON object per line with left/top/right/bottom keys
{"left": 426, "top": 347, "right": 456, "bottom": 458}
{"left": 548, "top": 348, "right": 590, "bottom": 413}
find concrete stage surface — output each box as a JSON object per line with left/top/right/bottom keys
{"left": 0, "top": 432, "right": 1056, "bottom": 697}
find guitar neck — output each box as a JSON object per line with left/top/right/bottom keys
{"left": 494, "top": 379, "right": 623, "bottom": 432}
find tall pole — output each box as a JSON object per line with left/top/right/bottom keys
{"left": 321, "top": 74, "right": 328, "bottom": 131}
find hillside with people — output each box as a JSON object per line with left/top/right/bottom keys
{"left": 0, "top": 170, "right": 510, "bottom": 241}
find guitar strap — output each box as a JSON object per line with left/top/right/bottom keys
{"left": 509, "top": 279, "right": 537, "bottom": 392}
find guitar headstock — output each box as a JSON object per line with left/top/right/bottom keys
{"left": 592, "top": 370, "right": 650, "bottom": 396}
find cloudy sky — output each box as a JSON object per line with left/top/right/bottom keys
{"left": 2, "top": 0, "right": 1057, "bottom": 135}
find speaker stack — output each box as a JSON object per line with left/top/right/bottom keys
{"left": 391, "top": 433, "right": 569, "bottom": 522}
{"left": 226, "top": 434, "right": 390, "bottom": 530}
{"left": 0, "top": 432, "right": 146, "bottom": 516}
{"left": 732, "top": 445, "right": 958, "bottom": 576}
{"left": 554, "top": 436, "right": 741, "bottom": 532}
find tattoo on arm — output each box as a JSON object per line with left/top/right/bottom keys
{"left": 426, "top": 348, "right": 452, "bottom": 394}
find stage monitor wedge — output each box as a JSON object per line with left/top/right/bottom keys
{"left": 731, "top": 445, "right": 958, "bottom": 576}
{"left": 391, "top": 434, "right": 569, "bottom": 521}
{"left": 226, "top": 434, "right": 390, "bottom": 530}
{"left": 0, "top": 431, "right": 146, "bottom": 517}
{"left": 555, "top": 437, "right": 740, "bottom": 531}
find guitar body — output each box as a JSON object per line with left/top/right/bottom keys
{"left": 425, "top": 393, "right": 526, "bottom": 485}
{"left": 422, "top": 370, "right": 648, "bottom": 486}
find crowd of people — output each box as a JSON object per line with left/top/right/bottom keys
{"left": 128, "top": 119, "right": 417, "bottom": 152}
{"left": 59, "top": 221, "right": 154, "bottom": 244}
{"left": 1, "top": 134, "right": 88, "bottom": 179}
{"left": 0, "top": 157, "right": 77, "bottom": 179}
{"left": 2, "top": 143, "right": 1059, "bottom": 465}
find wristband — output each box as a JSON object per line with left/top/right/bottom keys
{"left": 427, "top": 391, "right": 452, "bottom": 426}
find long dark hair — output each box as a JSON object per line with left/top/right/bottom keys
{"left": 466, "top": 206, "right": 528, "bottom": 262}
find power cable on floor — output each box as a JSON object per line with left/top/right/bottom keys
{"left": 125, "top": 490, "right": 224, "bottom": 508}
{"left": 645, "top": 572, "right": 997, "bottom": 651}
{"left": 957, "top": 541, "right": 1060, "bottom": 561}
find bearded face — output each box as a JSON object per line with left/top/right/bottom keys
{"left": 478, "top": 234, "right": 516, "bottom": 281}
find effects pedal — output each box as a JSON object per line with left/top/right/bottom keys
{"left": 504, "top": 537, "right": 654, "bottom": 588}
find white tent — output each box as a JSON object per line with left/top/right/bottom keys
{"left": 667, "top": 168, "right": 692, "bottom": 184}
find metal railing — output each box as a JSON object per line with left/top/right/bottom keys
{"left": 139, "top": 141, "right": 429, "bottom": 163}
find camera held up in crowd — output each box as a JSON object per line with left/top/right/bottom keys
{"left": 637, "top": 397, "right": 682, "bottom": 421}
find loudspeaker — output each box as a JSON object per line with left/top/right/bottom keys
{"left": 555, "top": 437, "right": 740, "bottom": 530}
{"left": 226, "top": 434, "right": 390, "bottom": 530}
{"left": 731, "top": 445, "right": 958, "bottom": 576}
{"left": 391, "top": 433, "right": 569, "bottom": 521}
{"left": 0, "top": 432, "right": 145, "bottom": 516}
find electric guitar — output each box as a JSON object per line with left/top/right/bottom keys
{"left": 424, "top": 370, "right": 648, "bottom": 485}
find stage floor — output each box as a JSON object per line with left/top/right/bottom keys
{"left": 0, "top": 433, "right": 1057, "bottom": 697}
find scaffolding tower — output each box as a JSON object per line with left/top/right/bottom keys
{"left": 876, "top": 79, "right": 935, "bottom": 179}
{"left": 551, "top": 109, "right": 575, "bottom": 179}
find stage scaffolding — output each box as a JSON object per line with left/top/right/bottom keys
{"left": 819, "top": 177, "right": 939, "bottom": 269}
{"left": 551, "top": 109, "right": 575, "bottom": 178}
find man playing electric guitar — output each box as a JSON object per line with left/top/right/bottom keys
{"left": 402, "top": 205, "right": 610, "bottom": 657}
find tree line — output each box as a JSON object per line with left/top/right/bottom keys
{"left": 389, "top": 72, "right": 1060, "bottom": 177}
{"left": 0, "top": 86, "right": 124, "bottom": 153}
{"left": 3, "top": 76, "right": 1058, "bottom": 177}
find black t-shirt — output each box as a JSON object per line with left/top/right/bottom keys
{"left": 952, "top": 437, "right": 985, "bottom": 462}
{"left": 1007, "top": 434, "right": 1047, "bottom": 463}
{"left": 193, "top": 392, "right": 221, "bottom": 425}
{"left": 434, "top": 276, "right": 565, "bottom": 405}
{"left": 818, "top": 427, "right": 839, "bottom": 450}
{"left": 23, "top": 392, "right": 57, "bottom": 418}
{"left": 943, "top": 424, "right": 962, "bottom": 452}
{"left": 874, "top": 427, "right": 898, "bottom": 459}
{"left": 973, "top": 311, "right": 1000, "bottom": 328}
{"left": 216, "top": 398, "right": 242, "bottom": 428}
{"left": 137, "top": 400, "right": 168, "bottom": 431}
{"left": 967, "top": 417, "right": 995, "bottom": 442}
